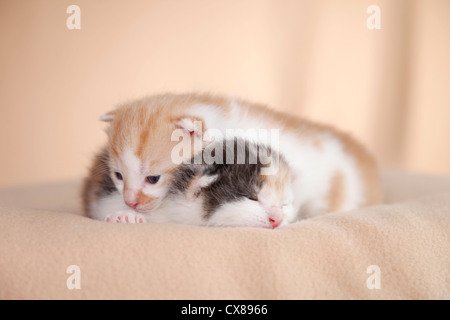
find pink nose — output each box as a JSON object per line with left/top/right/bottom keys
{"left": 268, "top": 206, "right": 283, "bottom": 229}
{"left": 269, "top": 217, "right": 282, "bottom": 229}
{"left": 125, "top": 201, "right": 138, "bottom": 209}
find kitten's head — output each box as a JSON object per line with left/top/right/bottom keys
{"left": 101, "top": 98, "right": 207, "bottom": 213}
{"left": 205, "top": 146, "right": 295, "bottom": 229}
{"left": 254, "top": 160, "right": 295, "bottom": 228}
{"left": 168, "top": 141, "right": 295, "bottom": 228}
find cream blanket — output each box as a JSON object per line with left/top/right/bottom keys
{"left": 0, "top": 170, "right": 449, "bottom": 299}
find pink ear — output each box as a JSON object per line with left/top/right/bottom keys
{"left": 175, "top": 117, "right": 207, "bottom": 141}
{"left": 176, "top": 118, "right": 196, "bottom": 133}
{"left": 99, "top": 111, "right": 115, "bottom": 122}
{"left": 185, "top": 174, "right": 218, "bottom": 201}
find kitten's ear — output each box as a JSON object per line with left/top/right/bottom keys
{"left": 99, "top": 111, "right": 116, "bottom": 122}
{"left": 175, "top": 117, "right": 212, "bottom": 143}
{"left": 186, "top": 174, "right": 218, "bottom": 201}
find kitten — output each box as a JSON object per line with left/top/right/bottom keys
{"left": 102, "top": 139, "right": 294, "bottom": 228}
{"left": 82, "top": 93, "right": 381, "bottom": 225}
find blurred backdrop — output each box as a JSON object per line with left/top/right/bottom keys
{"left": 0, "top": 0, "right": 449, "bottom": 188}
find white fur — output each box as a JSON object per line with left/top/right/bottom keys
{"left": 144, "top": 196, "right": 205, "bottom": 225}
{"left": 122, "top": 149, "right": 145, "bottom": 196}
{"left": 90, "top": 192, "right": 127, "bottom": 221}
{"left": 142, "top": 171, "right": 294, "bottom": 228}
{"left": 206, "top": 200, "right": 273, "bottom": 228}
{"left": 145, "top": 197, "right": 276, "bottom": 229}
{"left": 280, "top": 133, "right": 363, "bottom": 218}
{"left": 92, "top": 97, "right": 366, "bottom": 226}
{"left": 186, "top": 100, "right": 365, "bottom": 220}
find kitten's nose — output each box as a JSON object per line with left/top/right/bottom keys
{"left": 125, "top": 201, "right": 138, "bottom": 209}
{"left": 269, "top": 217, "right": 282, "bottom": 229}
{"left": 268, "top": 206, "right": 283, "bottom": 229}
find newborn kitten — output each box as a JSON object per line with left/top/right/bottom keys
{"left": 82, "top": 93, "right": 381, "bottom": 224}
{"left": 144, "top": 139, "right": 294, "bottom": 228}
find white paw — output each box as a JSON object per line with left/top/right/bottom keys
{"left": 105, "top": 211, "right": 147, "bottom": 224}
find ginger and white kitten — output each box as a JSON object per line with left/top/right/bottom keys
{"left": 82, "top": 93, "right": 381, "bottom": 226}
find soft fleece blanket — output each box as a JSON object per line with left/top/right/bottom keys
{"left": 0, "top": 170, "right": 449, "bottom": 299}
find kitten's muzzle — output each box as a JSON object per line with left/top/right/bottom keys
{"left": 267, "top": 206, "right": 283, "bottom": 229}
{"left": 125, "top": 200, "right": 138, "bottom": 209}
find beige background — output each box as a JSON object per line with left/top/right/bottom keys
{"left": 0, "top": 0, "right": 449, "bottom": 189}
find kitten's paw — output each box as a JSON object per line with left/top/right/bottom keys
{"left": 105, "top": 211, "right": 147, "bottom": 224}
